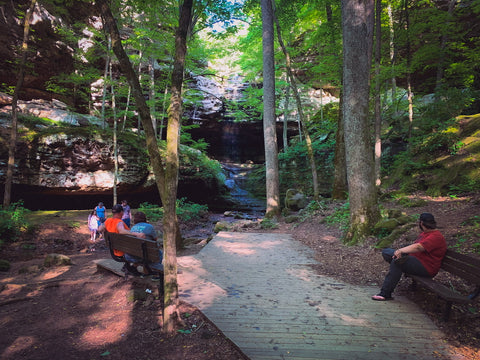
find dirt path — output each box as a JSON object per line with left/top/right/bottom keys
{"left": 0, "top": 195, "right": 479, "bottom": 359}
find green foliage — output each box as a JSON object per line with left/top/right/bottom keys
{"left": 181, "top": 124, "right": 209, "bottom": 152}
{"left": 278, "top": 135, "right": 335, "bottom": 198}
{"left": 0, "top": 202, "right": 32, "bottom": 244}
{"left": 260, "top": 218, "right": 278, "bottom": 229}
{"left": 137, "top": 202, "right": 164, "bottom": 222}
{"left": 176, "top": 198, "right": 209, "bottom": 222}
{"left": 138, "top": 199, "right": 208, "bottom": 223}
{"left": 324, "top": 202, "right": 350, "bottom": 231}
{"left": 178, "top": 145, "right": 225, "bottom": 185}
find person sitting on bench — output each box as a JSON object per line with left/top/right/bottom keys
{"left": 124, "top": 211, "right": 163, "bottom": 273}
{"left": 98, "top": 204, "right": 146, "bottom": 275}
{"left": 372, "top": 212, "right": 447, "bottom": 301}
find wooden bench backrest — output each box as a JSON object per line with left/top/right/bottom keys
{"left": 441, "top": 249, "right": 480, "bottom": 286}
{"left": 105, "top": 232, "right": 161, "bottom": 263}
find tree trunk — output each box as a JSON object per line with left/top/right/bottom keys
{"left": 387, "top": 4, "right": 396, "bottom": 106}
{"left": 341, "top": 0, "right": 380, "bottom": 244}
{"left": 149, "top": 55, "right": 157, "bottom": 137}
{"left": 97, "top": 0, "right": 187, "bottom": 334}
{"left": 3, "top": 0, "right": 37, "bottom": 208}
{"left": 110, "top": 59, "right": 118, "bottom": 205}
{"left": 101, "top": 36, "right": 111, "bottom": 130}
{"left": 332, "top": 91, "right": 347, "bottom": 199}
{"left": 283, "top": 85, "right": 290, "bottom": 150}
{"left": 374, "top": 0, "right": 382, "bottom": 187}
{"left": 272, "top": 2, "right": 319, "bottom": 201}
{"left": 162, "top": 0, "right": 193, "bottom": 334}
{"left": 122, "top": 86, "right": 131, "bottom": 131}
{"left": 261, "top": 0, "right": 280, "bottom": 217}
{"left": 404, "top": 0, "right": 414, "bottom": 142}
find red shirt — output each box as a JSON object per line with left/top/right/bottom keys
{"left": 105, "top": 218, "right": 129, "bottom": 256}
{"left": 411, "top": 230, "right": 446, "bottom": 276}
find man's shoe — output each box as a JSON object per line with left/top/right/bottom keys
{"left": 372, "top": 294, "right": 393, "bottom": 301}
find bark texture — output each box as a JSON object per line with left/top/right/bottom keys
{"left": 261, "top": 0, "right": 280, "bottom": 217}
{"left": 162, "top": 0, "right": 193, "bottom": 334}
{"left": 4, "top": 0, "right": 37, "bottom": 208}
{"left": 341, "top": 0, "right": 380, "bottom": 244}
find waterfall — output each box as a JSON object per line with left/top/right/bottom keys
{"left": 222, "top": 162, "right": 265, "bottom": 216}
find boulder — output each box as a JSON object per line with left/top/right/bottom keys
{"left": 43, "top": 253, "right": 72, "bottom": 267}
{"left": 284, "top": 189, "right": 308, "bottom": 211}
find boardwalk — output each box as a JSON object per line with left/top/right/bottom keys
{"left": 178, "top": 232, "right": 451, "bottom": 360}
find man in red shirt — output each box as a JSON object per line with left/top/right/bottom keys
{"left": 372, "top": 213, "right": 447, "bottom": 301}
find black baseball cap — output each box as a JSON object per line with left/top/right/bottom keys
{"left": 419, "top": 213, "right": 436, "bottom": 228}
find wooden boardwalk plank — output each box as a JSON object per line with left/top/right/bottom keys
{"left": 178, "top": 232, "right": 451, "bottom": 360}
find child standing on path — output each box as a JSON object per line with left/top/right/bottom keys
{"left": 88, "top": 210, "right": 99, "bottom": 242}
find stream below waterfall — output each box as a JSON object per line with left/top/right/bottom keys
{"left": 221, "top": 162, "right": 265, "bottom": 218}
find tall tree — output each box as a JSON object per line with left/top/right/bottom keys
{"left": 261, "top": 0, "right": 280, "bottom": 217}
{"left": 162, "top": 0, "right": 193, "bottom": 333}
{"left": 3, "top": 0, "right": 37, "bottom": 208}
{"left": 374, "top": 0, "right": 382, "bottom": 186}
{"left": 97, "top": 0, "right": 192, "bottom": 333}
{"left": 332, "top": 91, "right": 347, "bottom": 199}
{"left": 341, "top": 0, "right": 380, "bottom": 244}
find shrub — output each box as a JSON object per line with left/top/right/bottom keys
{"left": 0, "top": 202, "right": 32, "bottom": 243}
{"left": 324, "top": 202, "right": 350, "bottom": 230}
{"left": 138, "top": 198, "right": 208, "bottom": 223}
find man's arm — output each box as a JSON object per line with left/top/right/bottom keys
{"left": 117, "top": 221, "right": 146, "bottom": 238}
{"left": 393, "top": 243, "right": 424, "bottom": 259}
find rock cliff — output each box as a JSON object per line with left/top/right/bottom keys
{"left": 0, "top": 106, "right": 227, "bottom": 210}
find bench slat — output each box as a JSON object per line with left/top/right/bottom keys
{"left": 410, "top": 275, "right": 471, "bottom": 303}
{"left": 441, "top": 250, "right": 480, "bottom": 285}
{"left": 408, "top": 249, "right": 480, "bottom": 321}
{"left": 444, "top": 249, "right": 480, "bottom": 268}
{"left": 106, "top": 232, "right": 161, "bottom": 263}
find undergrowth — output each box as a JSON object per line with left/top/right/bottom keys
{"left": 0, "top": 202, "right": 33, "bottom": 245}
{"left": 138, "top": 199, "right": 208, "bottom": 223}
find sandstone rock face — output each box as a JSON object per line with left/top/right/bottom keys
{"left": 0, "top": 112, "right": 226, "bottom": 210}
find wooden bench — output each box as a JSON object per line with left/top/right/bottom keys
{"left": 409, "top": 249, "right": 480, "bottom": 321}
{"left": 104, "top": 231, "right": 164, "bottom": 291}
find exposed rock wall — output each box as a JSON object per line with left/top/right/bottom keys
{"left": 0, "top": 112, "right": 226, "bottom": 210}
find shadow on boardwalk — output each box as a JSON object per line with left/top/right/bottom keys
{"left": 178, "top": 232, "right": 457, "bottom": 360}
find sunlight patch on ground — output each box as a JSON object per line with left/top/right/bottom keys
{"left": 286, "top": 266, "right": 317, "bottom": 283}
{"left": 36, "top": 266, "right": 70, "bottom": 280}
{"left": 214, "top": 241, "right": 257, "bottom": 255}
{"left": 1, "top": 336, "right": 36, "bottom": 359}
{"left": 0, "top": 283, "right": 25, "bottom": 296}
{"left": 319, "top": 235, "right": 338, "bottom": 242}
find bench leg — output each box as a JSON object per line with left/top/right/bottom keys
{"left": 443, "top": 301, "right": 452, "bottom": 322}
{"left": 158, "top": 276, "right": 164, "bottom": 297}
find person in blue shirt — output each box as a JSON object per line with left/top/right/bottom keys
{"left": 124, "top": 211, "right": 163, "bottom": 278}
{"left": 94, "top": 202, "right": 106, "bottom": 227}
